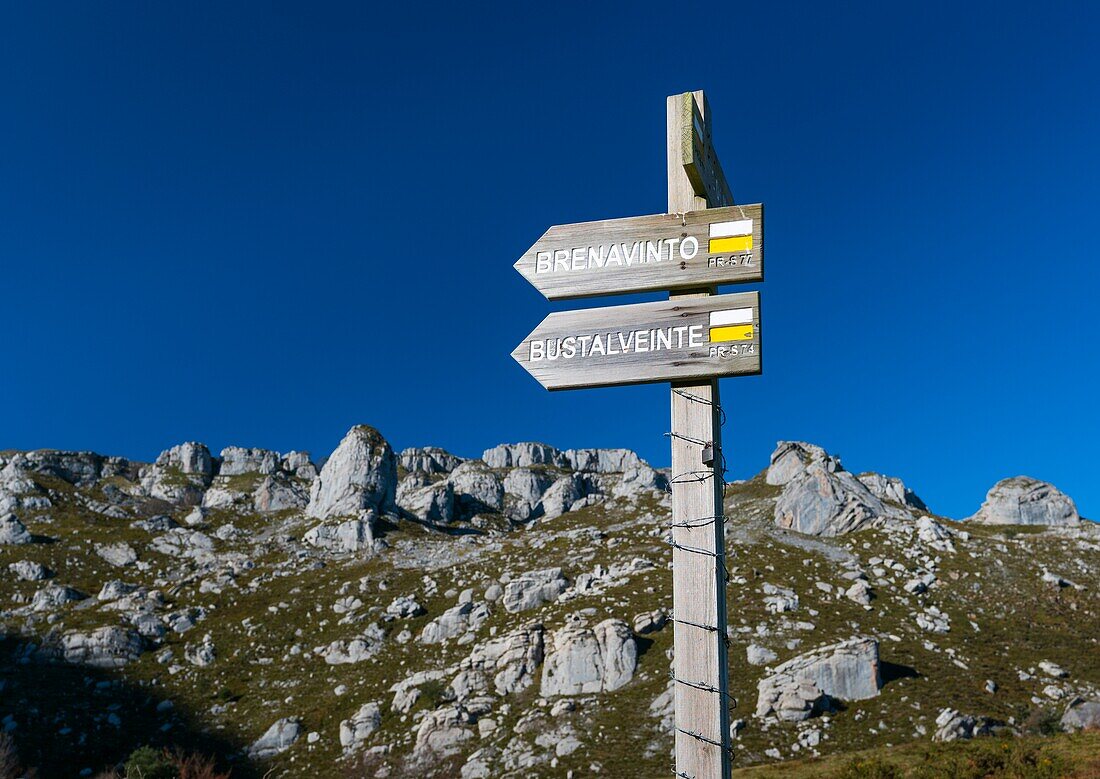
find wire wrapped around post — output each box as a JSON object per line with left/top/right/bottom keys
{"left": 664, "top": 388, "right": 735, "bottom": 769}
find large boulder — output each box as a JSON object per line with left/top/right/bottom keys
{"left": 420, "top": 601, "right": 491, "bottom": 644}
{"left": 933, "top": 708, "right": 994, "bottom": 742}
{"left": 248, "top": 717, "right": 301, "bottom": 759}
{"left": 1061, "top": 699, "right": 1100, "bottom": 731}
{"left": 756, "top": 637, "right": 881, "bottom": 721}
{"left": 502, "top": 568, "right": 569, "bottom": 613}
{"left": 61, "top": 627, "right": 144, "bottom": 668}
{"left": 613, "top": 461, "right": 665, "bottom": 498}
{"left": 540, "top": 619, "right": 637, "bottom": 697}
{"left": 339, "top": 701, "right": 382, "bottom": 753}
{"left": 766, "top": 442, "right": 841, "bottom": 486}
{"left": 307, "top": 426, "right": 396, "bottom": 519}
{"left": 774, "top": 463, "right": 905, "bottom": 536}
{"left": 968, "top": 476, "right": 1080, "bottom": 526}
{"left": 0, "top": 513, "right": 32, "bottom": 545}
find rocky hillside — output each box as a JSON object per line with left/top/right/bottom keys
{"left": 0, "top": 429, "right": 1097, "bottom": 778}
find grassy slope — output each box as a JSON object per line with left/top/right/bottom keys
{"left": 1, "top": 470, "right": 1097, "bottom": 778}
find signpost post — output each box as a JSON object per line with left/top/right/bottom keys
{"left": 511, "top": 90, "right": 756, "bottom": 779}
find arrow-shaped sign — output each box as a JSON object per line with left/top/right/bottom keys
{"left": 512, "top": 291, "right": 760, "bottom": 391}
{"left": 514, "top": 204, "right": 763, "bottom": 301}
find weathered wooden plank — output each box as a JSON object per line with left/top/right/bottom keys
{"left": 668, "top": 90, "right": 732, "bottom": 779}
{"left": 681, "top": 91, "right": 733, "bottom": 208}
{"left": 514, "top": 203, "right": 763, "bottom": 301}
{"left": 511, "top": 291, "right": 760, "bottom": 391}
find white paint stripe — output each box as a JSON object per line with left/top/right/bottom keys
{"left": 709, "top": 308, "right": 754, "bottom": 327}
{"left": 709, "top": 219, "right": 753, "bottom": 238}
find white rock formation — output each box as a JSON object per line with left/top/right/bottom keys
{"left": 304, "top": 511, "right": 376, "bottom": 553}
{"left": 968, "top": 476, "right": 1080, "bottom": 526}
{"left": 339, "top": 701, "right": 382, "bottom": 752}
{"left": 0, "top": 513, "right": 32, "bottom": 545}
{"left": 248, "top": 717, "right": 301, "bottom": 758}
{"left": 219, "top": 446, "right": 280, "bottom": 476}
{"left": 502, "top": 568, "right": 569, "bottom": 613}
{"left": 766, "top": 441, "right": 841, "bottom": 486}
{"left": 447, "top": 462, "right": 505, "bottom": 515}
{"left": 61, "top": 627, "right": 144, "bottom": 668}
{"left": 420, "top": 601, "right": 490, "bottom": 644}
{"left": 756, "top": 637, "right": 881, "bottom": 721}
{"left": 482, "top": 443, "right": 563, "bottom": 469}
{"left": 451, "top": 624, "right": 544, "bottom": 699}
{"left": 774, "top": 463, "right": 906, "bottom": 536}
{"left": 540, "top": 618, "right": 637, "bottom": 697}
{"left": 400, "top": 447, "right": 464, "bottom": 474}
{"left": 307, "top": 426, "right": 396, "bottom": 519}
{"left": 95, "top": 542, "right": 138, "bottom": 567}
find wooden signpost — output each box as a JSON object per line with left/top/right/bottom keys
{"left": 512, "top": 292, "right": 760, "bottom": 390}
{"left": 512, "top": 90, "right": 756, "bottom": 779}
{"left": 514, "top": 204, "right": 763, "bottom": 300}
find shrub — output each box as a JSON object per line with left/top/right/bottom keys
{"left": 173, "top": 750, "right": 231, "bottom": 779}
{"left": 123, "top": 746, "right": 176, "bottom": 779}
{"left": 911, "top": 738, "right": 1066, "bottom": 779}
{"left": 1024, "top": 708, "right": 1064, "bottom": 737}
{"left": 837, "top": 756, "right": 903, "bottom": 779}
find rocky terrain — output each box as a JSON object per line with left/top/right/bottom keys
{"left": 0, "top": 427, "right": 1097, "bottom": 778}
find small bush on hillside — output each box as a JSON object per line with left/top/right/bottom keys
{"left": 911, "top": 738, "right": 1065, "bottom": 779}
{"left": 123, "top": 746, "right": 176, "bottom": 779}
{"left": 172, "top": 750, "right": 231, "bottom": 779}
{"left": 837, "top": 756, "right": 902, "bottom": 779}
{"left": 1024, "top": 708, "right": 1064, "bottom": 737}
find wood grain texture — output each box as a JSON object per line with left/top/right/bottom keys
{"left": 668, "top": 90, "right": 733, "bottom": 779}
{"left": 513, "top": 204, "right": 764, "bottom": 301}
{"left": 681, "top": 91, "right": 734, "bottom": 208}
{"left": 511, "top": 292, "right": 760, "bottom": 391}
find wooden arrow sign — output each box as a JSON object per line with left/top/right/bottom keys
{"left": 512, "top": 291, "right": 760, "bottom": 391}
{"left": 514, "top": 204, "right": 763, "bottom": 301}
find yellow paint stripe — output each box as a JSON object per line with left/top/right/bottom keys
{"left": 709, "top": 324, "right": 754, "bottom": 342}
{"left": 709, "top": 235, "right": 752, "bottom": 253}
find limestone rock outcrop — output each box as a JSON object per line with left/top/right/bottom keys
{"left": 540, "top": 618, "right": 637, "bottom": 697}
{"left": 968, "top": 476, "right": 1080, "bottom": 526}
{"left": 307, "top": 426, "right": 396, "bottom": 519}
{"left": 502, "top": 568, "right": 569, "bottom": 613}
{"left": 61, "top": 627, "right": 144, "bottom": 668}
{"left": 756, "top": 637, "right": 881, "bottom": 721}
{"left": 248, "top": 717, "right": 301, "bottom": 759}
{"left": 140, "top": 442, "right": 215, "bottom": 505}
{"left": 766, "top": 441, "right": 841, "bottom": 486}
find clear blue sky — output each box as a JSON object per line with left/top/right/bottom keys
{"left": 1, "top": 2, "right": 1097, "bottom": 520}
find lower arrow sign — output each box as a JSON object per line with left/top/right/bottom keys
{"left": 512, "top": 291, "right": 760, "bottom": 391}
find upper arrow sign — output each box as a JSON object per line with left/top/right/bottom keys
{"left": 514, "top": 204, "right": 763, "bottom": 301}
